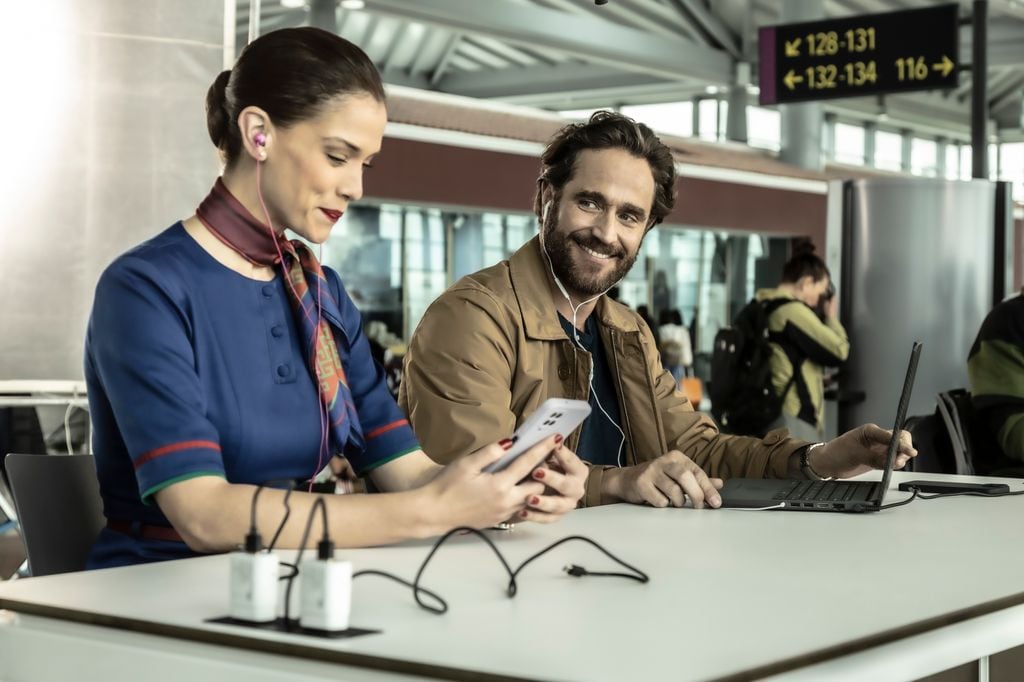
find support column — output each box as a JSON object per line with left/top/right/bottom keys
{"left": 725, "top": 62, "right": 750, "bottom": 144}
{"left": 823, "top": 112, "right": 837, "bottom": 162}
{"left": 936, "top": 137, "right": 948, "bottom": 177}
{"left": 779, "top": 0, "right": 825, "bottom": 170}
{"left": 971, "top": 0, "right": 989, "bottom": 179}
{"left": 726, "top": 85, "right": 748, "bottom": 143}
{"left": 864, "top": 121, "right": 877, "bottom": 167}
{"left": 900, "top": 128, "right": 913, "bottom": 173}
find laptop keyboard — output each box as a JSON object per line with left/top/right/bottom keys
{"left": 771, "top": 480, "right": 877, "bottom": 504}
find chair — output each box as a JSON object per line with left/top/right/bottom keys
{"left": 4, "top": 453, "right": 104, "bottom": 576}
{"left": 904, "top": 389, "right": 978, "bottom": 475}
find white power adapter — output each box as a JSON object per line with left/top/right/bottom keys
{"left": 229, "top": 550, "right": 280, "bottom": 623}
{"left": 299, "top": 541, "right": 352, "bottom": 631}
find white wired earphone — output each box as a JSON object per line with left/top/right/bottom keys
{"left": 539, "top": 199, "right": 627, "bottom": 467}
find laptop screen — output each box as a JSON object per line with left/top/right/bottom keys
{"left": 873, "top": 341, "right": 923, "bottom": 501}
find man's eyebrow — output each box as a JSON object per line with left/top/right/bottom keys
{"left": 574, "top": 190, "right": 647, "bottom": 218}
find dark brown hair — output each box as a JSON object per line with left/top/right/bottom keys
{"left": 534, "top": 110, "right": 677, "bottom": 227}
{"left": 781, "top": 242, "right": 830, "bottom": 283}
{"left": 205, "top": 27, "right": 385, "bottom": 166}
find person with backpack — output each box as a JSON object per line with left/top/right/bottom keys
{"left": 711, "top": 248, "right": 847, "bottom": 440}
{"left": 720, "top": 247, "right": 848, "bottom": 441}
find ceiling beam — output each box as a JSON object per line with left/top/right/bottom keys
{"left": 668, "top": 0, "right": 743, "bottom": 59}
{"left": 430, "top": 33, "right": 462, "bottom": 86}
{"left": 438, "top": 62, "right": 673, "bottom": 100}
{"left": 364, "top": 0, "right": 733, "bottom": 83}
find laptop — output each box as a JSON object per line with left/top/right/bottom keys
{"left": 718, "top": 341, "right": 922, "bottom": 514}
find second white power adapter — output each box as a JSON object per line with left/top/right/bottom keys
{"left": 300, "top": 552, "right": 353, "bottom": 632}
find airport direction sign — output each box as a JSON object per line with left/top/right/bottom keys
{"left": 758, "top": 4, "right": 959, "bottom": 105}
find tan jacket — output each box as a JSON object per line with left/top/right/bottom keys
{"left": 400, "top": 237, "right": 808, "bottom": 506}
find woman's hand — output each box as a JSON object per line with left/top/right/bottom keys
{"left": 519, "top": 442, "right": 587, "bottom": 523}
{"left": 421, "top": 435, "right": 561, "bottom": 531}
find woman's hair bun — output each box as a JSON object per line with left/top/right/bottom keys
{"left": 205, "top": 69, "right": 232, "bottom": 150}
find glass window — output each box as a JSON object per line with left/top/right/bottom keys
{"left": 874, "top": 130, "right": 903, "bottom": 171}
{"left": 960, "top": 145, "right": 973, "bottom": 180}
{"left": 698, "top": 99, "right": 719, "bottom": 141}
{"left": 910, "top": 138, "right": 938, "bottom": 177}
{"left": 747, "top": 106, "right": 781, "bottom": 151}
{"left": 324, "top": 204, "right": 404, "bottom": 340}
{"left": 325, "top": 202, "right": 802, "bottom": 394}
{"left": 1001, "top": 142, "right": 1024, "bottom": 201}
{"left": 834, "top": 122, "right": 865, "bottom": 165}
{"left": 404, "top": 209, "right": 447, "bottom": 340}
{"left": 945, "top": 144, "right": 960, "bottom": 180}
{"left": 620, "top": 101, "right": 694, "bottom": 138}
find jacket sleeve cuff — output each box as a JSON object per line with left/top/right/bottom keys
{"left": 582, "top": 464, "right": 616, "bottom": 507}
{"left": 762, "top": 427, "right": 813, "bottom": 478}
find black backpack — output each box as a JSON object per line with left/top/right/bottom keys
{"left": 709, "top": 298, "right": 798, "bottom": 436}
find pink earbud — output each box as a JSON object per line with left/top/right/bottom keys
{"left": 253, "top": 132, "right": 266, "bottom": 147}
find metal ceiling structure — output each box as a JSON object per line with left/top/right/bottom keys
{"left": 235, "top": 0, "right": 1024, "bottom": 143}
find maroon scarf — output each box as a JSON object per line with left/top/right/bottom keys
{"left": 195, "top": 178, "right": 363, "bottom": 455}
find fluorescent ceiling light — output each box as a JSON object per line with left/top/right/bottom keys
{"left": 340, "top": 0, "right": 366, "bottom": 9}
{"left": 280, "top": 0, "right": 306, "bottom": 8}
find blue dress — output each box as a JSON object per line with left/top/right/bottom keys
{"left": 84, "top": 223, "right": 419, "bottom": 568}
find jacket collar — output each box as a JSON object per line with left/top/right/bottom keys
{"left": 508, "top": 236, "right": 640, "bottom": 340}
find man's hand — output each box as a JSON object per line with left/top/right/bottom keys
{"left": 605, "top": 450, "right": 723, "bottom": 509}
{"left": 811, "top": 423, "right": 917, "bottom": 479}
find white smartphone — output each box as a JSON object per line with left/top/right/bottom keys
{"left": 482, "top": 398, "right": 592, "bottom": 473}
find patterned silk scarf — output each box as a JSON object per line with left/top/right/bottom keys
{"left": 196, "top": 178, "right": 364, "bottom": 456}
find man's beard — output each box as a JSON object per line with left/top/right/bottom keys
{"left": 541, "top": 207, "right": 640, "bottom": 298}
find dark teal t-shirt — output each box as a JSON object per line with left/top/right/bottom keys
{"left": 558, "top": 313, "right": 625, "bottom": 467}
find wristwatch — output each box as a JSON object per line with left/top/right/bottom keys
{"left": 800, "top": 442, "right": 829, "bottom": 480}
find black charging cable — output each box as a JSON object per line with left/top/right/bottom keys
{"left": 353, "top": 526, "right": 649, "bottom": 615}
{"left": 282, "top": 496, "right": 336, "bottom": 624}
{"left": 277, "top": 504, "right": 649, "bottom": 621}
{"left": 878, "top": 488, "right": 920, "bottom": 510}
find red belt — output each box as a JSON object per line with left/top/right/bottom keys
{"left": 106, "top": 520, "right": 184, "bottom": 543}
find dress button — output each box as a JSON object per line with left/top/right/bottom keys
{"left": 276, "top": 364, "right": 290, "bottom": 378}
{"left": 261, "top": 285, "right": 274, "bottom": 298}
{"left": 271, "top": 325, "right": 284, "bottom": 338}
{"left": 557, "top": 364, "right": 571, "bottom": 380}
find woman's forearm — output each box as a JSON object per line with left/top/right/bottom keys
{"left": 155, "top": 476, "right": 450, "bottom": 553}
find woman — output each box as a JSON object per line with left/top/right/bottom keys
{"left": 757, "top": 246, "right": 849, "bottom": 441}
{"left": 84, "top": 27, "right": 586, "bottom": 568}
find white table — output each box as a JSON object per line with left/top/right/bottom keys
{"left": 1, "top": 471, "right": 1023, "bottom": 681}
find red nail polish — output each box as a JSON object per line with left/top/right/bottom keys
{"left": 554, "top": 434, "right": 564, "bottom": 445}
{"left": 530, "top": 496, "right": 540, "bottom": 505}
{"left": 499, "top": 438, "right": 514, "bottom": 450}
{"left": 519, "top": 509, "right": 528, "bottom": 518}
{"left": 533, "top": 469, "right": 545, "bottom": 479}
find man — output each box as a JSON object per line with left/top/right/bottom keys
{"left": 968, "top": 289, "right": 1024, "bottom": 475}
{"left": 400, "top": 111, "right": 915, "bottom": 509}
